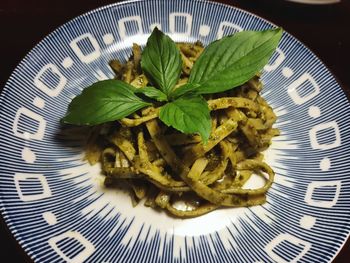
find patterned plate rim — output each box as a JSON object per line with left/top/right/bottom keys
{"left": 0, "top": 0, "right": 349, "bottom": 262}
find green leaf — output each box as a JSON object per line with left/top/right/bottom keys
{"left": 61, "top": 80, "right": 151, "bottom": 125}
{"left": 169, "top": 83, "right": 200, "bottom": 100}
{"left": 134, "top": 87, "right": 168, "bottom": 102}
{"left": 189, "top": 28, "right": 283, "bottom": 94}
{"left": 141, "top": 27, "right": 182, "bottom": 95}
{"left": 159, "top": 96, "right": 211, "bottom": 143}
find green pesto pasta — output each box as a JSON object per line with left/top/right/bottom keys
{"left": 84, "top": 42, "right": 279, "bottom": 218}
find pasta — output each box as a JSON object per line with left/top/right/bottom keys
{"left": 84, "top": 42, "right": 279, "bottom": 218}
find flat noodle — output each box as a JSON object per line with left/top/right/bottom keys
{"left": 183, "top": 118, "right": 238, "bottom": 166}
{"left": 208, "top": 97, "right": 260, "bottom": 112}
{"left": 180, "top": 158, "right": 266, "bottom": 207}
{"left": 84, "top": 42, "right": 279, "bottom": 218}
{"left": 119, "top": 110, "right": 159, "bottom": 127}
{"left": 165, "top": 203, "right": 219, "bottom": 218}
{"left": 221, "top": 160, "right": 275, "bottom": 195}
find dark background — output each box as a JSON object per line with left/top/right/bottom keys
{"left": 0, "top": 0, "right": 349, "bottom": 262}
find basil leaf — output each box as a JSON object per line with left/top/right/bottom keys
{"left": 135, "top": 87, "right": 168, "bottom": 102}
{"left": 189, "top": 28, "right": 283, "bottom": 94}
{"left": 169, "top": 83, "right": 200, "bottom": 100}
{"left": 141, "top": 27, "right": 182, "bottom": 95}
{"left": 159, "top": 96, "right": 211, "bottom": 143}
{"left": 61, "top": 80, "right": 151, "bottom": 125}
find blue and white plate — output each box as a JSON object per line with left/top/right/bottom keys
{"left": 1, "top": 0, "right": 350, "bottom": 262}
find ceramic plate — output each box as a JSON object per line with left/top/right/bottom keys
{"left": 1, "top": 0, "right": 350, "bottom": 262}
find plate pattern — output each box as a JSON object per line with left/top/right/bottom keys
{"left": 0, "top": 0, "right": 350, "bottom": 262}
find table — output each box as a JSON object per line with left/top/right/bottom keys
{"left": 0, "top": 0, "right": 349, "bottom": 262}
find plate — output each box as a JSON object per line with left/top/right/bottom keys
{"left": 1, "top": 0, "right": 350, "bottom": 262}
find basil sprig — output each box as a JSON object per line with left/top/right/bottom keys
{"left": 187, "top": 28, "right": 283, "bottom": 95}
{"left": 62, "top": 27, "right": 283, "bottom": 143}
{"left": 141, "top": 27, "right": 182, "bottom": 96}
{"left": 134, "top": 86, "right": 167, "bottom": 102}
{"left": 62, "top": 80, "right": 151, "bottom": 125}
{"left": 159, "top": 95, "right": 211, "bottom": 144}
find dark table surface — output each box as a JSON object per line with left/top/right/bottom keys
{"left": 0, "top": 0, "right": 349, "bottom": 262}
